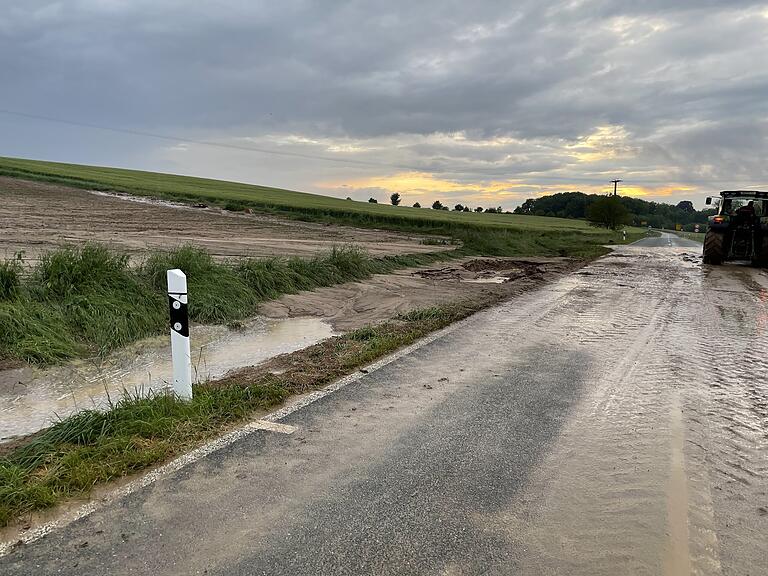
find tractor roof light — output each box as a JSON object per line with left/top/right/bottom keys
{"left": 721, "top": 190, "right": 768, "bottom": 199}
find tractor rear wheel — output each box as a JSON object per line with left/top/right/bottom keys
{"left": 753, "top": 236, "right": 768, "bottom": 267}
{"left": 703, "top": 230, "right": 724, "bottom": 264}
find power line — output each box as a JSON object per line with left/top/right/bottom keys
{"left": 1, "top": 108, "right": 766, "bottom": 188}
{"left": 0, "top": 108, "right": 425, "bottom": 172}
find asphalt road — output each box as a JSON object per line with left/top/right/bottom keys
{"left": 634, "top": 230, "right": 703, "bottom": 248}
{"left": 3, "top": 235, "right": 767, "bottom": 575}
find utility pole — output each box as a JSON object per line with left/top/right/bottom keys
{"left": 611, "top": 179, "right": 622, "bottom": 196}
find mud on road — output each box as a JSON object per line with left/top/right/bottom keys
{"left": 503, "top": 239, "right": 768, "bottom": 575}
{"left": 0, "top": 177, "right": 449, "bottom": 261}
{"left": 2, "top": 234, "right": 766, "bottom": 576}
{"left": 261, "top": 256, "right": 578, "bottom": 330}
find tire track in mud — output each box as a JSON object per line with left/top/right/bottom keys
{"left": 479, "top": 250, "right": 683, "bottom": 575}
{"left": 498, "top": 246, "right": 766, "bottom": 576}
{"left": 688, "top": 266, "right": 768, "bottom": 575}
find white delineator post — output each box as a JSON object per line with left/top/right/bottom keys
{"left": 167, "top": 269, "right": 193, "bottom": 400}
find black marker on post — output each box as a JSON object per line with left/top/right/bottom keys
{"left": 167, "top": 269, "right": 192, "bottom": 400}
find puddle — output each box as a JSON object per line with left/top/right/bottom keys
{"left": 461, "top": 276, "right": 508, "bottom": 284}
{"left": 0, "top": 317, "right": 334, "bottom": 443}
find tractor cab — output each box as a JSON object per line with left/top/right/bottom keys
{"left": 703, "top": 190, "right": 768, "bottom": 265}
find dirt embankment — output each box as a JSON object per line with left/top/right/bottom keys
{"left": 261, "top": 257, "right": 582, "bottom": 330}
{"left": 0, "top": 177, "right": 449, "bottom": 262}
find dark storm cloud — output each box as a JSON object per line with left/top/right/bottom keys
{"left": 2, "top": 1, "right": 767, "bottom": 206}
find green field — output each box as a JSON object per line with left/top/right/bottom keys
{"left": 0, "top": 157, "right": 640, "bottom": 255}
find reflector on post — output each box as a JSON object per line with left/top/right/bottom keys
{"left": 167, "top": 269, "right": 192, "bottom": 400}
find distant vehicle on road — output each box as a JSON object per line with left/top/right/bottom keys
{"left": 703, "top": 190, "right": 768, "bottom": 265}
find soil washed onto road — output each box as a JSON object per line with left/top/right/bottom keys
{"left": 2, "top": 233, "right": 766, "bottom": 575}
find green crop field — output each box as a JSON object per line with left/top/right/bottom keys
{"left": 0, "top": 156, "right": 647, "bottom": 261}
{"left": 1, "top": 156, "right": 627, "bottom": 234}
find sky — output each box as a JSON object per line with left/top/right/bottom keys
{"left": 2, "top": 1, "right": 768, "bottom": 211}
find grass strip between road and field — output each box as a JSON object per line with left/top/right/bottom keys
{"left": 0, "top": 243, "right": 452, "bottom": 365}
{"left": 0, "top": 300, "right": 494, "bottom": 527}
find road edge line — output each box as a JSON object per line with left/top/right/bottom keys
{"left": 0, "top": 310, "right": 478, "bottom": 557}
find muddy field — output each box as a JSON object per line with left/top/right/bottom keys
{"left": 262, "top": 256, "right": 579, "bottom": 330}
{"left": 0, "top": 177, "right": 449, "bottom": 261}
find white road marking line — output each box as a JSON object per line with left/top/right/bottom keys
{"left": 249, "top": 420, "right": 296, "bottom": 434}
{"left": 0, "top": 312, "right": 474, "bottom": 557}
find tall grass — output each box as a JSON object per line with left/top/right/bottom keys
{"left": 0, "top": 381, "right": 288, "bottom": 526}
{"left": 142, "top": 246, "right": 257, "bottom": 324}
{"left": 34, "top": 245, "right": 167, "bottom": 354}
{"left": 0, "top": 258, "right": 21, "bottom": 300}
{"left": 0, "top": 243, "right": 453, "bottom": 365}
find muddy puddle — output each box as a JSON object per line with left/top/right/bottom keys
{"left": 0, "top": 317, "right": 334, "bottom": 443}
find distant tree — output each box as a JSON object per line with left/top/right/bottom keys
{"left": 484, "top": 207, "right": 497, "bottom": 213}
{"left": 368, "top": 198, "right": 378, "bottom": 204}
{"left": 475, "top": 206, "right": 483, "bottom": 213}
{"left": 454, "top": 203, "right": 464, "bottom": 212}
{"left": 676, "top": 200, "right": 695, "bottom": 213}
{"left": 586, "top": 196, "right": 630, "bottom": 230}
{"left": 413, "top": 202, "right": 421, "bottom": 208}
{"left": 390, "top": 192, "right": 401, "bottom": 206}
{"left": 463, "top": 206, "right": 470, "bottom": 212}
{"left": 514, "top": 198, "right": 536, "bottom": 215}
{"left": 432, "top": 200, "right": 444, "bottom": 210}
{"left": 346, "top": 196, "right": 352, "bottom": 200}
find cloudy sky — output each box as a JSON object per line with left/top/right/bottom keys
{"left": 2, "top": 1, "right": 768, "bottom": 210}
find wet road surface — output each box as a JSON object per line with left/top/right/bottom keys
{"left": 3, "top": 233, "right": 767, "bottom": 575}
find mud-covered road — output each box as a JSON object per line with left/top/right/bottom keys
{"left": 2, "top": 232, "right": 767, "bottom": 575}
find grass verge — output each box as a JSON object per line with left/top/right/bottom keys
{"left": 0, "top": 299, "right": 492, "bottom": 527}
{"left": 0, "top": 244, "right": 451, "bottom": 364}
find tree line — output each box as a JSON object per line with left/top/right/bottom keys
{"left": 365, "top": 193, "right": 504, "bottom": 213}
{"left": 513, "top": 191, "right": 713, "bottom": 231}
{"left": 359, "top": 190, "right": 712, "bottom": 230}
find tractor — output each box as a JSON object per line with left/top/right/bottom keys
{"left": 703, "top": 190, "right": 768, "bottom": 265}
